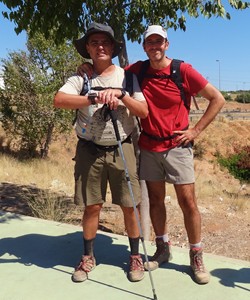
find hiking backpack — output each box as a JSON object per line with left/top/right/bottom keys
{"left": 138, "top": 59, "right": 199, "bottom": 110}
{"left": 136, "top": 59, "right": 189, "bottom": 109}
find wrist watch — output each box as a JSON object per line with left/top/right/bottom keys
{"left": 88, "top": 92, "right": 97, "bottom": 105}
{"left": 118, "top": 89, "right": 127, "bottom": 100}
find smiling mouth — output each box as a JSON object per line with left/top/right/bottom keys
{"left": 149, "top": 50, "right": 160, "bottom": 54}
{"left": 97, "top": 52, "right": 106, "bottom": 57}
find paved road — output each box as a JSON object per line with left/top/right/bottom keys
{"left": 0, "top": 211, "right": 249, "bottom": 300}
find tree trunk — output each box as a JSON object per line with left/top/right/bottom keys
{"left": 41, "top": 122, "right": 54, "bottom": 158}
{"left": 131, "top": 125, "right": 151, "bottom": 241}
{"left": 139, "top": 179, "right": 151, "bottom": 240}
{"left": 118, "top": 36, "right": 129, "bottom": 67}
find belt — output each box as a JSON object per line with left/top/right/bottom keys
{"left": 77, "top": 135, "right": 132, "bottom": 151}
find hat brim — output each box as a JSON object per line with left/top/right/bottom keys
{"left": 73, "top": 30, "right": 123, "bottom": 59}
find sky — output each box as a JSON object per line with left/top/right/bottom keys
{"left": 0, "top": 2, "right": 250, "bottom": 91}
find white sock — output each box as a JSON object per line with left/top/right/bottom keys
{"left": 189, "top": 242, "right": 202, "bottom": 249}
{"left": 156, "top": 234, "right": 169, "bottom": 243}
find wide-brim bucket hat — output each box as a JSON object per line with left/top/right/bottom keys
{"left": 74, "top": 22, "right": 124, "bottom": 59}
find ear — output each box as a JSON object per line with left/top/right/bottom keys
{"left": 111, "top": 42, "right": 115, "bottom": 54}
{"left": 164, "top": 40, "right": 169, "bottom": 50}
{"left": 86, "top": 43, "right": 90, "bottom": 54}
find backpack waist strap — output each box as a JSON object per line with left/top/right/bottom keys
{"left": 141, "top": 126, "right": 188, "bottom": 141}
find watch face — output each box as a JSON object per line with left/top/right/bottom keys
{"left": 88, "top": 92, "right": 98, "bottom": 98}
{"left": 88, "top": 92, "right": 97, "bottom": 105}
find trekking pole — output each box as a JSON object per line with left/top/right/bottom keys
{"left": 108, "top": 107, "right": 158, "bottom": 300}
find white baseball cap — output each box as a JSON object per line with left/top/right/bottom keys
{"left": 143, "top": 25, "right": 168, "bottom": 41}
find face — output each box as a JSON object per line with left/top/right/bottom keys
{"left": 143, "top": 34, "right": 169, "bottom": 62}
{"left": 86, "top": 33, "right": 114, "bottom": 61}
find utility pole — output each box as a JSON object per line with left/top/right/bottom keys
{"left": 216, "top": 60, "right": 221, "bottom": 90}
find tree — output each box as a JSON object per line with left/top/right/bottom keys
{"left": 0, "top": 33, "right": 82, "bottom": 158}
{"left": 1, "top": 0, "right": 249, "bottom": 67}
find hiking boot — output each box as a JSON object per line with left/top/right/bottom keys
{"left": 72, "top": 255, "right": 96, "bottom": 282}
{"left": 128, "top": 255, "right": 144, "bottom": 282}
{"left": 144, "top": 238, "right": 172, "bottom": 271}
{"left": 190, "top": 248, "right": 210, "bottom": 284}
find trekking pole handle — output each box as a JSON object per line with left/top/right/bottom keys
{"left": 107, "top": 107, "right": 121, "bottom": 141}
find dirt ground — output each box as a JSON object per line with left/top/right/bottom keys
{"left": 0, "top": 99, "right": 249, "bottom": 262}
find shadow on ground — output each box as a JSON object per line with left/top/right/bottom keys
{"left": 0, "top": 230, "right": 131, "bottom": 273}
{"left": 211, "top": 267, "right": 250, "bottom": 291}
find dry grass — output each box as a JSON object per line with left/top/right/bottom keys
{"left": 0, "top": 102, "right": 249, "bottom": 213}
{"left": 0, "top": 137, "right": 76, "bottom": 196}
{"left": 0, "top": 114, "right": 249, "bottom": 214}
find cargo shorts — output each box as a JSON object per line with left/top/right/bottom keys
{"left": 139, "top": 143, "right": 195, "bottom": 184}
{"left": 74, "top": 139, "right": 141, "bottom": 207}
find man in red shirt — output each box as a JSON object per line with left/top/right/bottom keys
{"left": 127, "top": 25, "right": 225, "bottom": 284}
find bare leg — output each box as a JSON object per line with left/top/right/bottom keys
{"left": 82, "top": 204, "right": 103, "bottom": 240}
{"left": 174, "top": 183, "right": 201, "bottom": 244}
{"left": 121, "top": 206, "right": 140, "bottom": 238}
{"left": 146, "top": 180, "right": 167, "bottom": 236}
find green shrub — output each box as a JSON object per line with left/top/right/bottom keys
{"left": 235, "top": 93, "right": 250, "bottom": 104}
{"left": 217, "top": 145, "right": 250, "bottom": 182}
{"left": 221, "top": 91, "right": 232, "bottom": 101}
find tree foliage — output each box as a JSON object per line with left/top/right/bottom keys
{"left": 0, "top": 33, "right": 82, "bottom": 158}
{"left": 1, "top": 0, "right": 249, "bottom": 66}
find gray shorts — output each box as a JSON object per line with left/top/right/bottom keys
{"left": 139, "top": 144, "right": 195, "bottom": 184}
{"left": 74, "top": 139, "right": 141, "bottom": 207}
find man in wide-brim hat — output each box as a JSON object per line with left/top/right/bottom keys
{"left": 54, "top": 22, "right": 148, "bottom": 284}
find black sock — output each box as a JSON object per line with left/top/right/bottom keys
{"left": 83, "top": 237, "right": 95, "bottom": 256}
{"left": 129, "top": 237, "right": 140, "bottom": 255}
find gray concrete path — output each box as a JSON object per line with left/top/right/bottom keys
{"left": 0, "top": 211, "right": 249, "bottom": 300}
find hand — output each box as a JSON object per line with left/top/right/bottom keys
{"left": 98, "top": 89, "right": 120, "bottom": 110}
{"left": 77, "top": 62, "right": 94, "bottom": 78}
{"left": 173, "top": 127, "right": 199, "bottom": 146}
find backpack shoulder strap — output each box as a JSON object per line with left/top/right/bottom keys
{"left": 80, "top": 73, "right": 90, "bottom": 95}
{"left": 137, "top": 60, "right": 150, "bottom": 87}
{"left": 72, "top": 74, "right": 90, "bottom": 126}
{"left": 170, "top": 59, "right": 189, "bottom": 110}
{"left": 124, "top": 69, "right": 134, "bottom": 96}
{"left": 125, "top": 69, "right": 142, "bottom": 132}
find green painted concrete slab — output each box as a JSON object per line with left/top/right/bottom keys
{"left": 0, "top": 211, "right": 249, "bottom": 300}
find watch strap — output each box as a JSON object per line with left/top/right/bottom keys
{"left": 118, "top": 89, "right": 127, "bottom": 100}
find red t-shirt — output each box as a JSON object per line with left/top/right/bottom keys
{"left": 126, "top": 60, "right": 208, "bottom": 152}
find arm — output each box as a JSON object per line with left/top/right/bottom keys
{"left": 119, "top": 91, "right": 148, "bottom": 119}
{"left": 54, "top": 75, "right": 97, "bottom": 109}
{"left": 174, "top": 82, "right": 225, "bottom": 145}
{"left": 98, "top": 88, "right": 148, "bottom": 119}
{"left": 54, "top": 91, "right": 96, "bottom": 109}
{"left": 193, "top": 83, "right": 225, "bottom": 134}
{"left": 77, "top": 62, "right": 94, "bottom": 78}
